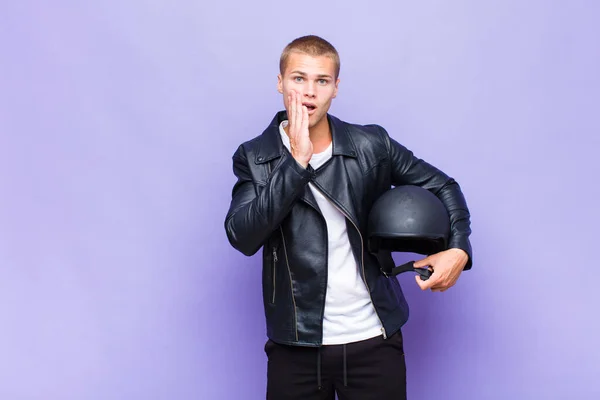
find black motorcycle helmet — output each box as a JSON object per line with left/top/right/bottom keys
{"left": 367, "top": 185, "right": 450, "bottom": 280}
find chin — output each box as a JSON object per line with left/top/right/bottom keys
{"left": 309, "top": 114, "right": 325, "bottom": 129}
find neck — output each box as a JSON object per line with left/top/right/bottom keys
{"left": 308, "top": 116, "right": 332, "bottom": 153}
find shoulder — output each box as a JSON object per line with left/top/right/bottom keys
{"left": 233, "top": 135, "right": 262, "bottom": 157}
{"left": 331, "top": 114, "right": 392, "bottom": 153}
{"left": 229, "top": 138, "right": 258, "bottom": 168}
{"left": 231, "top": 113, "right": 282, "bottom": 161}
{"left": 348, "top": 122, "right": 389, "bottom": 141}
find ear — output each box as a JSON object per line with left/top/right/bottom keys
{"left": 277, "top": 74, "right": 283, "bottom": 94}
{"left": 332, "top": 78, "right": 340, "bottom": 98}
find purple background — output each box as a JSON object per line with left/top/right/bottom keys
{"left": 1, "top": 1, "right": 599, "bottom": 399}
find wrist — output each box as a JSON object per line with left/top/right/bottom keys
{"left": 449, "top": 248, "right": 469, "bottom": 269}
{"left": 293, "top": 155, "right": 310, "bottom": 169}
{"left": 449, "top": 248, "right": 468, "bottom": 257}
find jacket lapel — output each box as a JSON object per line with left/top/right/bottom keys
{"left": 311, "top": 115, "right": 360, "bottom": 227}
{"left": 254, "top": 112, "right": 360, "bottom": 223}
{"left": 255, "top": 111, "right": 322, "bottom": 213}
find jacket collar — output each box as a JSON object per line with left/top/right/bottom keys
{"left": 254, "top": 111, "right": 358, "bottom": 164}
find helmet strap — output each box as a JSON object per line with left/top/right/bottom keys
{"left": 375, "top": 250, "right": 432, "bottom": 281}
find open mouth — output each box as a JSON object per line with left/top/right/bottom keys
{"left": 303, "top": 103, "right": 317, "bottom": 112}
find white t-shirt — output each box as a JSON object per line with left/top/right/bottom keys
{"left": 279, "top": 121, "right": 383, "bottom": 345}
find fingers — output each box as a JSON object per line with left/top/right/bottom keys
{"left": 296, "top": 90, "right": 303, "bottom": 131}
{"left": 289, "top": 91, "right": 296, "bottom": 133}
{"left": 415, "top": 273, "right": 439, "bottom": 291}
{"left": 301, "top": 105, "right": 309, "bottom": 133}
{"left": 414, "top": 256, "right": 432, "bottom": 268}
{"left": 414, "top": 250, "right": 464, "bottom": 293}
{"left": 420, "top": 275, "right": 456, "bottom": 292}
{"left": 431, "top": 282, "right": 447, "bottom": 292}
{"left": 415, "top": 268, "right": 454, "bottom": 292}
{"left": 287, "top": 90, "right": 309, "bottom": 134}
{"left": 432, "top": 279, "right": 456, "bottom": 292}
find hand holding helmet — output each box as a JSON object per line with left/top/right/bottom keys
{"left": 367, "top": 185, "right": 468, "bottom": 292}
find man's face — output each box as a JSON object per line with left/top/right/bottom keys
{"left": 277, "top": 52, "right": 340, "bottom": 129}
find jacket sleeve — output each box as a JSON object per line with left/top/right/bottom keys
{"left": 224, "top": 144, "right": 312, "bottom": 257}
{"left": 379, "top": 126, "right": 474, "bottom": 270}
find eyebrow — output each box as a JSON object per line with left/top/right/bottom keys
{"left": 289, "top": 71, "right": 333, "bottom": 79}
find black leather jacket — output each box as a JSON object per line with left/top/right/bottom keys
{"left": 224, "top": 111, "right": 473, "bottom": 347}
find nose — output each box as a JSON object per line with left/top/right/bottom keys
{"left": 305, "top": 81, "right": 316, "bottom": 98}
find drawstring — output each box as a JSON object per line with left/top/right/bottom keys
{"left": 316, "top": 344, "right": 349, "bottom": 389}
{"left": 343, "top": 344, "right": 348, "bottom": 387}
{"left": 317, "top": 347, "right": 322, "bottom": 390}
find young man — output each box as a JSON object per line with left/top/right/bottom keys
{"left": 224, "top": 35, "right": 473, "bottom": 400}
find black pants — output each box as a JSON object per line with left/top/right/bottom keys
{"left": 265, "top": 331, "right": 407, "bottom": 400}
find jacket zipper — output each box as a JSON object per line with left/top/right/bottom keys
{"left": 265, "top": 160, "right": 299, "bottom": 340}
{"left": 324, "top": 197, "right": 388, "bottom": 339}
{"left": 271, "top": 247, "right": 277, "bottom": 304}
{"left": 280, "top": 227, "right": 299, "bottom": 341}
{"left": 266, "top": 160, "right": 298, "bottom": 340}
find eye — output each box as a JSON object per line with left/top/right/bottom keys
{"left": 294, "top": 76, "right": 303, "bottom": 82}
{"left": 318, "top": 79, "right": 328, "bottom": 85}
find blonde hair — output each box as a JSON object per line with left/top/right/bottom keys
{"left": 279, "top": 35, "right": 340, "bottom": 79}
